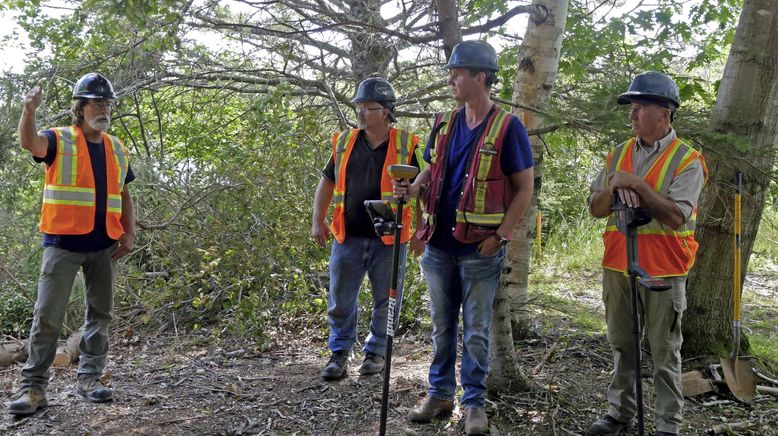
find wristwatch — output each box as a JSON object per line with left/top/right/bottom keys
{"left": 493, "top": 233, "right": 510, "bottom": 248}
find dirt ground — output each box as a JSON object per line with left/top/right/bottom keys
{"left": 1, "top": 275, "right": 777, "bottom": 435}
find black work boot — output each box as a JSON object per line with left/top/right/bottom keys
{"left": 77, "top": 376, "right": 114, "bottom": 403}
{"left": 9, "top": 388, "right": 48, "bottom": 416}
{"left": 359, "top": 352, "right": 385, "bottom": 375}
{"left": 321, "top": 350, "right": 349, "bottom": 380}
{"left": 589, "top": 415, "right": 629, "bottom": 435}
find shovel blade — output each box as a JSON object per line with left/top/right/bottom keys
{"left": 681, "top": 370, "right": 715, "bottom": 397}
{"left": 720, "top": 357, "right": 757, "bottom": 403}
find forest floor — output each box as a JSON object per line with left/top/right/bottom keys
{"left": 1, "top": 269, "right": 777, "bottom": 435}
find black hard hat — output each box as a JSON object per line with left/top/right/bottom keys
{"left": 72, "top": 73, "right": 116, "bottom": 100}
{"left": 352, "top": 77, "right": 397, "bottom": 122}
{"left": 617, "top": 71, "right": 680, "bottom": 109}
{"left": 444, "top": 40, "right": 499, "bottom": 72}
{"left": 352, "top": 77, "right": 396, "bottom": 104}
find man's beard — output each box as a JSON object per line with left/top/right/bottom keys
{"left": 88, "top": 116, "right": 110, "bottom": 131}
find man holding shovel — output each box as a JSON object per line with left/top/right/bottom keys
{"left": 587, "top": 71, "right": 707, "bottom": 435}
{"left": 312, "top": 77, "right": 421, "bottom": 380}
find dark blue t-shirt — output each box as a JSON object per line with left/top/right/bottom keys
{"left": 423, "top": 109, "right": 534, "bottom": 255}
{"left": 34, "top": 130, "right": 135, "bottom": 252}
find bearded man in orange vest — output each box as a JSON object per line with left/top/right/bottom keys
{"left": 393, "top": 40, "right": 534, "bottom": 435}
{"left": 312, "top": 77, "right": 421, "bottom": 381}
{"left": 10, "top": 73, "right": 135, "bottom": 416}
{"left": 587, "top": 71, "right": 707, "bottom": 436}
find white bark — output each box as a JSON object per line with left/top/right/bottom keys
{"left": 487, "top": 0, "right": 569, "bottom": 395}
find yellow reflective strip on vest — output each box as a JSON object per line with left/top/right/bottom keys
{"left": 107, "top": 134, "right": 127, "bottom": 188}
{"left": 56, "top": 127, "right": 78, "bottom": 186}
{"left": 414, "top": 146, "right": 427, "bottom": 170}
{"left": 438, "top": 111, "right": 455, "bottom": 136}
{"left": 43, "top": 186, "right": 95, "bottom": 205}
{"left": 637, "top": 228, "right": 696, "bottom": 237}
{"left": 614, "top": 139, "right": 632, "bottom": 172}
{"left": 455, "top": 210, "right": 504, "bottom": 225}
{"left": 653, "top": 139, "right": 683, "bottom": 190}
{"left": 45, "top": 185, "right": 94, "bottom": 193}
{"left": 604, "top": 225, "right": 693, "bottom": 237}
{"left": 333, "top": 130, "right": 358, "bottom": 185}
{"left": 396, "top": 130, "right": 410, "bottom": 163}
{"left": 107, "top": 194, "right": 122, "bottom": 213}
{"left": 674, "top": 148, "right": 698, "bottom": 176}
{"left": 473, "top": 110, "right": 510, "bottom": 216}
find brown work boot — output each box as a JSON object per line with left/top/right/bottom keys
{"left": 77, "top": 376, "right": 114, "bottom": 403}
{"left": 8, "top": 388, "right": 48, "bottom": 416}
{"left": 407, "top": 396, "right": 454, "bottom": 422}
{"left": 359, "top": 352, "right": 385, "bottom": 375}
{"left": 464, "top": 407, "right": 488, "bottom": 435}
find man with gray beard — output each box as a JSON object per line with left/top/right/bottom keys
{"left": 9, "top": 73, "right": 135, "bottom": 415}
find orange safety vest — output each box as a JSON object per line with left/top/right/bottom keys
{"left": 330, "top": 128, "right": 419, "bottom": 245}
{"left": 39, "top": 126, "right": 129, "bottom": 239}
{"left": 418, "top": 105, "right": 516, "bottom": 244}
{"left": 602, "top": 137, "right": 708, "bottom": 277}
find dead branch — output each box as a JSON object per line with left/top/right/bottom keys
{"left": 52, "top": 329, "right": 82, "bottom": 367}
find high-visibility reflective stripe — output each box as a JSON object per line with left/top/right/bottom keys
{"left": 604, "top": 227, "right": 695, "bottom": 237}
{"left": 43, "top": 186, "right": 95, "bottom": 205}
{"left": 431, "top": 111, "right": 456, "bottom": 165}
{"left": 473, "top": 110, "right": 510, "bottom": 214}
{"left": 396, "top": 130, "right": 410, "bottom": 162}
{"left": 656, "top": 140, "right": 686, "bottom": 194}
{"left": 613, "top": 139, "right": 633, "bottom": 173}
{"left": 107, "top": 134, "right": 127, "bottom": 188}
{"left": 334, "top": 130, "right": 359, "bottom": 185}
{"left": 107, "top": 194, "right": 122, "bottom": 213}
{"left": 335, "top": 130, "right": 357, "bottom": 154}
{"left": 333, "top": 193, "right": 344, "bottom": 204}
{"left": 456, "top": 210, "right": 504, "bottom": 225}
{"left": 438, "top": 112, "right": 455, "bottom": 136}
{"left": 414, "top": 146, "right": 427, "bottom": 170}
{"left": 654, "top": 139, "right": 682, "bottom": 191}
{"left": 56, "top": 127, "right": 78, "bottom": 186}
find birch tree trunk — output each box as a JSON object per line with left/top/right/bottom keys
{"left": 684, "top": 0, "right": 778, "bottom": 356}
{"left": 487, "top": 0, "right": 569, "bottom": 395}
{"left": 347, "top": 0, "right": 394, "bottom": 84}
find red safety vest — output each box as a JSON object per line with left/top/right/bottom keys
{"left": 602, "top": 137, "right": 708, "bottom": 277}
{"left": 418, "top": 105, "right": 516, "bottom": 244}
{"left": 39, "top": 126, "right": 129, "bottom": 239}
{"left": 330, "top": 128, "right": 419, "bottom": 245}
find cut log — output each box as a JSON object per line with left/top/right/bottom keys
{"left": 52, "top": 329, "right": 82, "bottom": 367}
{"left": 0, "top": 341, "right": 28, "bottom": 367}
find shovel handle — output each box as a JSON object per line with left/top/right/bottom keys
{"left": 733, "top": 171, "right": 741, "bottom": 323}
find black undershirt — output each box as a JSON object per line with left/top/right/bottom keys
{"left": 322, "top": 130, "right": 418, "bottom": 239}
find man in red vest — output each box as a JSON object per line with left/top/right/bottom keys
{"left": 587, "top": 71, "right": 707, "bottom": 436}
{"left": 10, "top": 73, "right": 135, "bottom": 416}
{"left": 393, "top": 40, "right": 534, "bottom": 435}
{"left": 311, "top": 77, "right": 421, "bottom": 380}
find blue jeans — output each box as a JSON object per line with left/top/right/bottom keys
{"left": 422, "top": 244, "right": 505, "bottom": 408}
{"left": 327, "top": 237, "right": 406, "bottom": 357}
